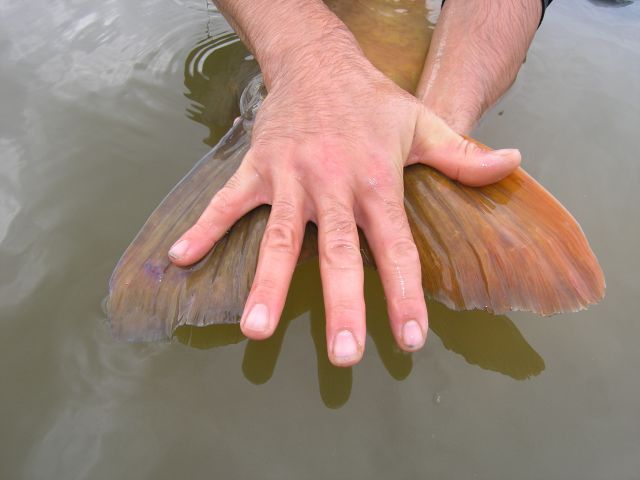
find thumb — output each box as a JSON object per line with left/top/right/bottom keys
{"left": 410, "top": 106, "right": 521, "bottom": 187}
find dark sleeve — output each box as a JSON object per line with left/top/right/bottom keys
{"left": 440, "top": 0, "right": 553, "bottom": 27}
{"left": 539, "top": 0, "right": 553, "bottom": 25}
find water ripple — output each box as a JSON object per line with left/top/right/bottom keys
{"left": 187, "top": 32, "right": 241, "bottom": 80}
{"left": 1, "top": 0, "right": 223, "bottom": 97}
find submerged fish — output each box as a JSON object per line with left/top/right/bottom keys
{"left": 108, "top": 1, "right": 604, "bottom": 341}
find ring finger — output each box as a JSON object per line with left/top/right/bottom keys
{"left": 360, "top": 195, "right": 427, "bottom": 351}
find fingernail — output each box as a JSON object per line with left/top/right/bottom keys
{"left": 243, "top": 303, "right": 270, "bottom": 333}
{"left": 402, "top": 320, "right": 424, "bottom": 349}
{"left": 332, "top": 330, "right": 359, "bottom": 363}
{"left": 491, "top": 148, "right": 519, "bottom": 158}
{"left": 168, "top": 239, "right": 189, "bottom": 260}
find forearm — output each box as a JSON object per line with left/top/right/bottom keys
{"left": 212, "top": 0, "right": 366, "bottom": 90}
{"left": 417, "top": 0, "right": 541, "bottom": 135}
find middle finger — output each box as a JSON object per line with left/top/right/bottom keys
{"left": 317, "top": 196, "right": 366, "bottom": 367}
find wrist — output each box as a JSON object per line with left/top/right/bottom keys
{"left": 248, "top": 3, "right": 366, "bottom": 90}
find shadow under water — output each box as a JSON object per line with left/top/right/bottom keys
{"left": 175, "top": 260, "right": 545, "bottom": 408}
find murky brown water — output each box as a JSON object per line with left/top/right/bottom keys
{"left": 1, "top": 0, "right": 639, "bottom": 478}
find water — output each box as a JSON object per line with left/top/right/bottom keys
{"left": 1, "top": 0, "right": 639, "bottom": 478}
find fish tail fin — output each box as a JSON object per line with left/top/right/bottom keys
{"left": 108, "top": 77, "right": 273, "bottom": 341}
{"left": 403, "top": 145, "right": 605, "bottom": 315}
{"left": 107, "top": 116, "right": 271, "bottom": 340}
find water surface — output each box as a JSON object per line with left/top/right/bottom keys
{"left": 1, "top": 0, "right": 639, "bottom": 478}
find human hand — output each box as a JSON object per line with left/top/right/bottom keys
{"left": 168, "top": 47, "right": 520, "bottom": 367}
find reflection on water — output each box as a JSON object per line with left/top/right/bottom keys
{"left": 176, "top": 260, "right": 545, "bottom": 408}
{"left": 587, "top": 0, "right": 634, "bottom": 6}
{"left": 184, "top": 34, "right": 258, "bottom": 145}
{"left": 429, "top": 304, "right": 545, "bottom": 380}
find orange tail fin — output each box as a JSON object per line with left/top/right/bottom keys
{"left": 108, "top": 82, "right": 604, "bottom": 341}
{"left": 404, "top": 160, "right": 605, "bottom": 316}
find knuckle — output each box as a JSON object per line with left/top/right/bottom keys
{"left": 225, "top": 171, "right": 243, "bottom": 191}
{"left": 191, "top": 216, "right": 219, "bottom": 238}
{"left": 321, "top": 237, "right": 362, "bottom": 267}
{"left": 369, "top": 175, "right": 400, "bottom": 195}
{"left": 251, "top": 275, "right": 278, "bottom": 294}
{"left": 326, "top": 218, "right": 357, "bottom": 237}
{"left": 191, "top": 221, "right": 211, "bottom": 236}
{"left": 270, "top": 199, "right": 297, "bottom": 222}
{"left": 386, "top": 237, "right": 420, "bottom": 264}
{"left": 460, "top": 137, "right": 480, "bottom": 159}
{"left": 262, "top": 222, "right": 299, "bottom": 255}
{"left": 382, "top": 199, "right": 407, "bottom": 226}
{"left": 323, "top": 215, "right": 358, "bottom": 240}
{"left": 319, "top": 201, "right": 352, "bottom": 227}
{"left": 244, "top": 147, "right": 264, "bottom": 165}
{"left": 319, "top": 204, "right": 363, "bottom": 267}
{"left": 208, "top": 187, "right": 235, "bottom": 216}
